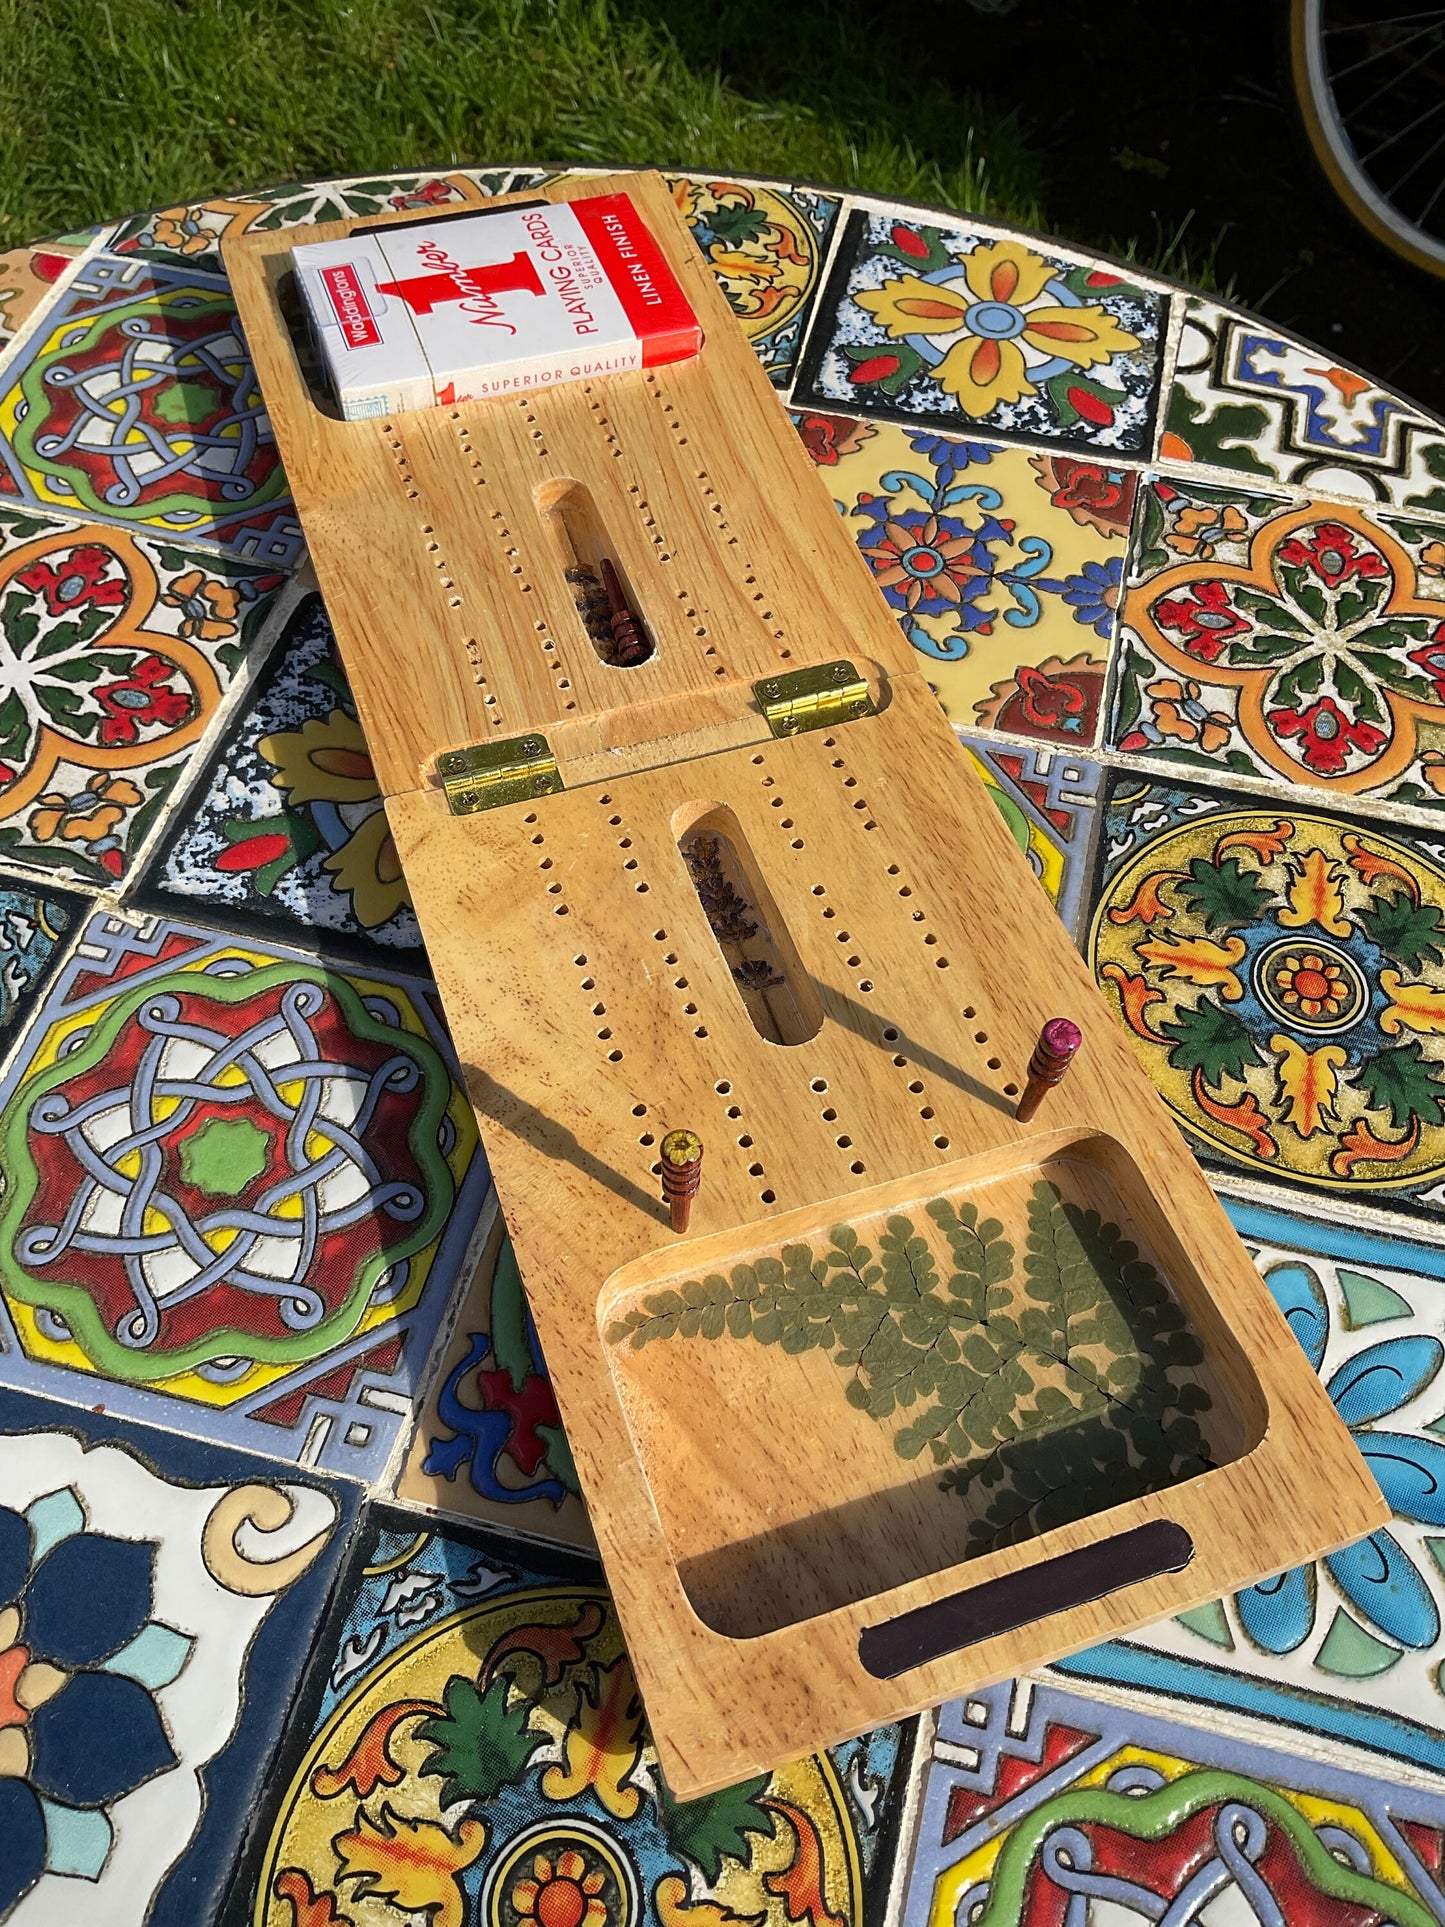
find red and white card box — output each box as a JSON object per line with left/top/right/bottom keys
{"left": 292, "top": 192, "right": 703, "bottom": 420}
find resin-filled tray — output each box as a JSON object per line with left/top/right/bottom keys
{"left": 600, "top": 1134, "right": 1250, "bottom": 1647}
{"left": 224, "top": 170, "right": 1388, "bottom": 1794}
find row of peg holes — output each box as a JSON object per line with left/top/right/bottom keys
{"left": 717, "top": 1076, "right": 774, "bottom": 1205}
{"left": 452, "top": 416, "right": 575, "bottom": 715}
{"left": 806, "top": 1073, "right": 865, "bottom": 1177}
{"left": 812, "top": 880, "right": 948, "bottom": 1157}
{"left": 749, "top": 747, "right": 948, "bottom": 1161}
{"left": 815, "top": 734, "right": 1019, "bottom": 1093}
{"left": 820, "top": 736, "right": 1001, "bottom": 1063}
{"left": 523, "top": 827, "right": 630, "bottom": 1173}
{"left": 382, "top": 423, "right": 499, "bottom": 709}
{"left": 518, "top": 399, "right": 549, "bottom": 459}
{"left": 532, "top": 790, "right": 777, "bottom": 1201}
{"left": 582, "top": 386, "right": 725, "bottom": 675}
{"left": 645, "top": 377, "right": 791, "bottom": 665}
{"left": 593, "top": 791, "right": 781, "bottom": 1206}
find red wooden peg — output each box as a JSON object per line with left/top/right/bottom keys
{"left": 660, "top": 1129, "right": 704, "bottom": 1233}
{"left": 600, "top": 557, "right": 651, "bottom": 666}
{"left": 1016, "top": 1017, "right": 1082, "bottom": 1123}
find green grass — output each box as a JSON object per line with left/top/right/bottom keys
{"left": 1106, "top": 210, "right": 1240, "bottom": 304}
{"left": 0, "top": 0, "right": 1045, "bottom": 244}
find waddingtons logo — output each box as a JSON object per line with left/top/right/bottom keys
{"left": 319, "top": 263, "right": 381, "bottom": 348}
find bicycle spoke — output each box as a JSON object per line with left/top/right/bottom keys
{"left": 1328, "top": 15, "right": 1445, "bottom": 84}
{"left": 1411, "top": 161, "right": 1445, "bottom": 226}
{"left": 1358, "top": 91, "right": 1445, "bottom": 166}
{"left": 1344, "top": 38, "right": 1445, "bottom": 122}
{"left": 1325, "top": 8, "right": 1445, "bottom": 33}
{"left": 1303, "top": 0, "right": 1445, "bottom": 268}
{"left": 1379, "top": 118, "right": 1445, "bottom": 202}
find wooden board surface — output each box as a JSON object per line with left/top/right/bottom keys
{"left": 228, "top": 175, "right": 910, "bottom": 794}
{"left": 225, "top": 172, "right": 1388, "bottom": 1795}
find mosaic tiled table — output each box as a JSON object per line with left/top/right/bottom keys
{"left": 2, "top": 160, "right": 1445, "bottom": 1925}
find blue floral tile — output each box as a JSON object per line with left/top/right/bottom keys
{"left": 229, "top": 1505, "right": 919, "bottom": 1927}
{"left": 793, "top": 411, "right": 1135, "bottom": 741}
{"left": 793, "top": 208, "right": 1166, "bottom": 452}
{"left": 141, "top": 593, "right": 423, "bottom": 960}
{"left": 904, "top": 1676, "right": 1445, "bottom": 1927}
{"left": 0, "top": 1381, "right": 356, "bottom": 1924}
{"left": 0, "top": 907, "right": 489, "bottom": 1481}
{"left": 1052, "top": 1197, "right": 1445, "bottom": 1781}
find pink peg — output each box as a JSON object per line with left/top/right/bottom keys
{"left": 1016, "top": 1017, "right": 1082, "bottom": 1123}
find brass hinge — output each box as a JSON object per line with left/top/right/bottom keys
{"left": 753, "top": 660, "right": 875, "bottom": 738}
{"left": 437, "top": 734, "right": 563, "bottom": 815}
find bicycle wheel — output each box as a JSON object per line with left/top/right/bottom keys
{"left": 1291, "top": 0, "right": 1445, "bottom": 277}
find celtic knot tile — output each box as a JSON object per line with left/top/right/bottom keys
{"left": 0, "top": 255, "right": 301, "bottom": 565}
{"left": 0, "top": 959, "right": 458, "bottom": 1387}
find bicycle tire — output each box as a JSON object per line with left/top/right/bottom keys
{"left": 1290, "top": 0, "right": 1445, "bottom": 278}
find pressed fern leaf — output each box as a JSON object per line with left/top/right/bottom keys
{"left": 607, "top": 1180, "right": 1214, "bottom": 1552}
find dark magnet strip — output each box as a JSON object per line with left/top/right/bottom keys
{"left": 857, "top": 1519, "right": 1194, "bottom": 1679}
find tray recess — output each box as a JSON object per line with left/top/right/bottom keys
{"left": 598, "top": 1133, "right": 1254, "bottom": 1643}
{"left": 225, "top": 171, "right": 1388, "bottom": 1796}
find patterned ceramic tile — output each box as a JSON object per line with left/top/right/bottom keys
{"left": 904, "top": 1677, "right": 1445, "bottom": 1927}
{"left": 1162, "top": 295, "right": 1445, "bottom": 511}
{"left": 0, "top": 254, "right": 303, "bottom": 567}
{"left": 1054, "top": 1196, "right": 1445, "bottom": 1781}
{"left": 665, "top": 174, "right": 841, "bottom": 388}
{"left": 1088, "top": 771, "right": 1445, "bottom": 1219}
{"left": 395, "top": 1202, "right": 594, "bottom": 1548}
{"left": 0, "top": 908, "right": 490, "bottom": 1480}
{"left": 106, "top": 168, "right": 522, "bottom": 273}
{"left": 0, "top": 873, "right": 82, "bottom": 1057}
{"left": 0, "top": 503, "right": 289, "bottom": 886}
{"left": 233, "top": 1506, "right": 917, "bottom": 1927}
{"left": 22, "top": 156, "right": 1445, "bottom": 1925}
{"left": 143, "top": 592, "right": 421, "bottom": 958}
{"left": 958, "top": 735, "right": 1103, "bottom": 938}
{"left": 0, "top": 241, "right": 86, "bottom": 354}
{"left": 1109, "top": 475, "right": 1445, "bottom": 812}
{"left": 794, "top": 410, "right": 1135, "bottom": 740}
{"left": 0, "top": 1381, "right": 356, "bottom": 1925}
{"left": 793, "top": 209, "right": 1166, "bottom": 452}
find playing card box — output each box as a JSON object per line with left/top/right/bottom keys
{"left": 292, "top": 191, "right": 702, "bottom": 419}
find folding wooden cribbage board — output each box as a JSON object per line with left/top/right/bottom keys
{"left": 226, "top": 173, "right": 1387, "bottom": 1796}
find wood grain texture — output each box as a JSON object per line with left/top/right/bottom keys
{"left": 226, "top": 172, "right": 1388, "bottom": 1796}
{"left": 226, "top": 172, "right": 905, "bottom": 794}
